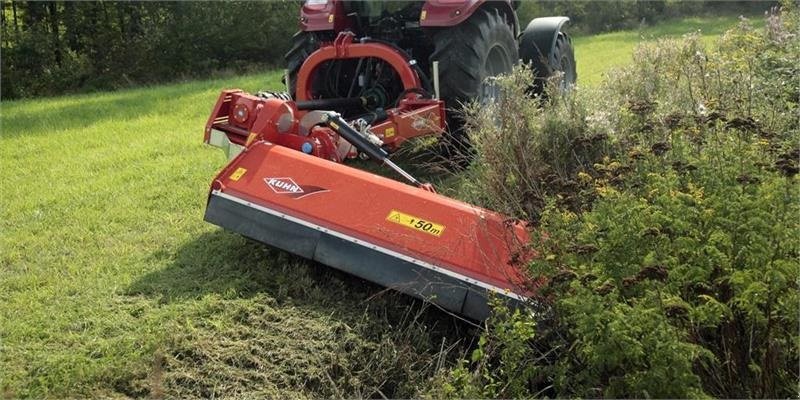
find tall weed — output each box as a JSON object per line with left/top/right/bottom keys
{"left": 437, "top": 3, "right": 799, "bottom": 398}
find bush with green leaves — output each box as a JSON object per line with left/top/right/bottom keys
{"left": 435, "top": 3, "right": 798, "bottom": 398}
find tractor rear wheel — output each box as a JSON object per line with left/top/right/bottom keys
{"left": 430, "top": 8, "right": 518, "bottom": 157}
{"left": 284, "top": 31, "right": 321, "bottom": 99}
{"left": 521, "top": 30, "right": 577, "bottom": 96}
{"left": 551, "top": 33, "right": 577, "bottom": 90}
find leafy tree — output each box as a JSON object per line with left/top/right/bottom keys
{"left": 1, "top": 1, "right": 298, "bottom": 99}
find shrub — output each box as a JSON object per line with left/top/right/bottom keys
{"left": 436, "top": 3, "right": 799, "bottom": 398}
{"left": 457, "top": 73, "right": 614, "bottom": 222}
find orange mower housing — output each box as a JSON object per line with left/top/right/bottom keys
{"left": 201, "top": 33, "right": 544, "bottom": 320}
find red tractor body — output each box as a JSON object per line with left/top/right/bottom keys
{"left": 300, "top": 0, "right": 519, "bottom": 32}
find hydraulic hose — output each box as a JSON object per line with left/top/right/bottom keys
{"left": 323, "top": 112, "right": 423, "bottom": 187}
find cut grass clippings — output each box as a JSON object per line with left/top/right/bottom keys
{"left": 0, "top": 72, "right": 464, "bottom": 398}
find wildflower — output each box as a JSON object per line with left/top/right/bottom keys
{"left": 696, "top": 102, "right": 708, "bottom": 116}
{"left": 596, "top": 185, "right": 618, "bottom": 198}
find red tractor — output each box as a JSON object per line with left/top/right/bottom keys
{"left": 201, "top": 0, "right": 576, "bottom": 320}
{"left": 285, "top": 0, "right": 576, "bottom": 133}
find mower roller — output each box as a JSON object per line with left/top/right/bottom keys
{"left": 202, "top": 0, "right": 576, "bottom": 320}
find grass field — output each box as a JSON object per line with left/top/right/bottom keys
{"left": 0, "top": 14, "right": 762, "bottom": 398}
{"left": 0, "top": 72, "right": 463, "bottom": 398}
{"left": 574, "top": 14, "right": 763, "bottom": 85}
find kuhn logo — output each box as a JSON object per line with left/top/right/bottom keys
{"left": 265, "top": 177, "right": 303, "bottom": 194}
{"left": 263, "top": 177, "right": 329, "bottom": 199}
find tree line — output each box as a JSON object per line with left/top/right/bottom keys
{"left": 518, "top": 0, "right": 769, "bottom": 35}
{"left": 1, "top": 1, "right": 769, "bottom": 100}
{"left": 1, "top": 1, "right": 299, "bottom": 99}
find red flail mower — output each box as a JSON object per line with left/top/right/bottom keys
{"left": 203, "top": 0, "right": 576, "bottom": 320}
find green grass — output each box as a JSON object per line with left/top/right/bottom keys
{"left": 0, "top": 14, "right": 759, "bottom": 398}
{"left": 0, "top": 72, "right": 454, "bottom": 398}
{"left": 574, "top": 14, "right": 764, "bottom": 86}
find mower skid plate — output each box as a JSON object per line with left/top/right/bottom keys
{"left": 204, "top": 142, "right": 533, "bottom": 320}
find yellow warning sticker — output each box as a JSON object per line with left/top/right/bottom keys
{"left": 328, "top": 14, "right": 334, "bottom": 23}
{"left": 386, "top": 210, "right": 445, "bottom": 237}
{"left": 420, "top": 10, "right": 427, "bottom": 21}
{"left": 384, "top": 127, "right": 396, "bottom": 138}
{"left": 229, "top": 167, "right": 247, "bottom": 181}
{"left": 246, "top": 132, "right": 258, "bottom": 146}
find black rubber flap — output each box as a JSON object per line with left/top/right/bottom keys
{"left": 203, "top": 192, "right": 498, "bottom": 320}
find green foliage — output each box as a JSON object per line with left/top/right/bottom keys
{"left": 457, "top": 71, "right": 606, "bottom": 221}
{"left": 442, "top": 4, "right": 799, "bottom": 398}
{"left": 431, "top": 303, "right": 540, "bottom": 399}
{"left": 532, "top": 161, "right": 798, "bottom": 397}
{"left": 1, "top": 1, "right": 299, "bottom": 99}
{"left": 1, "top": 1, "right": 774, "bottom": 99}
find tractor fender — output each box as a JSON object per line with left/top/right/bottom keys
{"left": 299, "top": 0, "right": 350, "bottom": 32}
{"left": 421, "top": 0, "right": 519, "bottom": 35}
{"left": 519, "top": 16, "right": 571, "bottom": 70}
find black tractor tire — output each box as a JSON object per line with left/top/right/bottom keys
{"left": 520, "top": 30, "right": 577, "bottom": 96}
{"left": 284, "top": 31, "right": 321, "bottom": 99}
{"left": 431, "top": 8, "right": 518, "bottom": 110}
{"left": 430, "top": 7, "right": 518, "bottom": 158}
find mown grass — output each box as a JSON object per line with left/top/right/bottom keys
{"left": 0, "top": 72, "right": 465, "bottom": 398}
{"left": 574, "top": 14, "right": 764, "bottom": 85}
{"left": 0, "top": 15, "right": 758, "bottom": 397}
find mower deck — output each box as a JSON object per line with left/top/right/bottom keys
{"left": 204, "top": 142, "right": 532, "bottom": 320}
